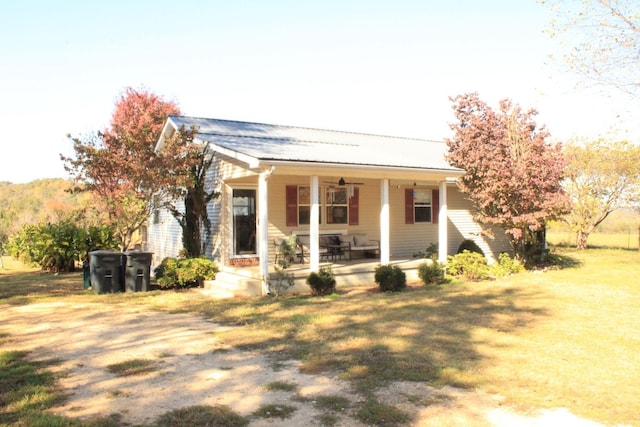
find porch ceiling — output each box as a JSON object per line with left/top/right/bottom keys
{"left": 265, "top": 162, "right": 462, "bottom": 182}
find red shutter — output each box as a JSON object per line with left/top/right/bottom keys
{"left": 286, "top": 185, "right": 298, "bottom": 226}
{"left": 405, "top": 188, "right": 414, "bottom": 224}
{"left": 349, "top": 187, "right": 359, "bottom": 225}
{"left": 432, "top": 189, "right": 440, "bottom": 224}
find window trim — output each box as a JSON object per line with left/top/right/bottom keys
{"left": 286, "top": 184, "right": 359, "bottom": 226}
{"left": 413, "top": 188, "right": 432, "bottom": 223}
{"left": 405, "top": 188, "right": 439, "bottom": 225}
{"left": 325, "top": 186, "right": 349, "bottom": 225}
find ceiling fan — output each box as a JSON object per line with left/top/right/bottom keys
{"left": 323, "top": 177, "right": 364, "bottom": 186}
{"left": 323, "top": 177, "right": 363, "bottom": 201}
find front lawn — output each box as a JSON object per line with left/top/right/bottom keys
{"left": 1, "top": 248, "right": 639, "bottom": 426}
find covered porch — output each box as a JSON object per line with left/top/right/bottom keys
{"left": 251, "top": 171, "right": 453, "bottom": 295}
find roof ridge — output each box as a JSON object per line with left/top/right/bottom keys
{"left": 170, "top": 114, "right": 444, "bottom": 144}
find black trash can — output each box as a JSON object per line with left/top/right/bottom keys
{"left": 123, "top": 251, "right": 153, "bottom": 292}
{"left": 89, "top": 250, "right": 124, "bottom": 293}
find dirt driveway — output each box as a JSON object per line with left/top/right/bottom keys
{"left": 0, "top": 301, "right": 605, "bottom": 426}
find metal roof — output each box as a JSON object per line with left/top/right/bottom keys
{"left": 166, "top": 115, "right": 461, "bottom": 173}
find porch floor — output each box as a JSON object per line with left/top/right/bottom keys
{"left": 203, "top": 257, "right": 426, "bottom": 298}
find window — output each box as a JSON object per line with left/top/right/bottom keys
{"left": 232, "top": 189, "right": 256, "bottom": 255}
{"left": 405, "top": 188, "right": 439, "bottom": 224}
{"left": 286, "top": 185, "right": 358, "bottom": 226}
{"left": 298, "top": 186, "right": 311, "bottom": 225}
{"left": 297, "top": 186, "right": 324, "bottom": 225}
{"left": 413, "top": 189, "right": 432, "bottom": 222}
{"left": 326, "top": 187, "right": 348, "bottom": 224}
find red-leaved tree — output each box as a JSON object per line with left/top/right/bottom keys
{"left": 62, "top": 87, "right": 181, "bottom": 251}
{"left": 445, "top": 93, "right": 570, "bottom": 261}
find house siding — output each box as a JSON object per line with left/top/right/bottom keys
{"left": 146, "top": 153, "right": 227, "bottom": 272}
{"left": 265, "top": 176, "right": 381, "bottom": 260}
{"left": 207, "top": 153, "right": 251, "bottom": 265}
{"left": 205, "top": 159, "right": 224, "bottom": 263}
{"left": 146, "top": 202, "right": 183, "bottom": 273}
{"left": 390, "top": 185, "right": 439, "bottom": 258}
{"left": 447, "top": 188, "right": 512, "bottom": 262}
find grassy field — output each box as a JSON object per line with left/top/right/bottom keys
{"left": 547, "top": 230, "right": 640, "bottom": 250}
{"left": 1, "top": 249, "right": 639, "bottom": 426}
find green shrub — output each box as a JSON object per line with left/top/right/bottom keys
{"left": 413, "top": 242, "right": 438, "bottom": 259}
{"left": 268, "top": 235, "right": 298, "bottom": 297}
{"left": 5, "top": 222, "right": 117, "bottom": 272}
{"left": 374, "top": 264, "right": 406, "bottom": 292}
{"left": 306, "top": 265, "right": 337, "bottom": 295}
{"left": 418, "top": 257, "right": 445, "bottom": 285}
{"left": 491, "top": 252, "right": 525, "bottom": 277}
{"left": 446, "top": 250, "right": 490, "bottom": 281}
{"left": 269, "top": 267, "right": 294, "bottom": 297}
{"left": 457, "top": 239, "right": 484, "bottom": 255}
{"left": 155, "top": 257, "right": 218, "bottom": 289}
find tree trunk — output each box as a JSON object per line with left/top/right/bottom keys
{"left": 182, "top": 191, "right": 202, "bottom": 258}
{"left": 576, "top": 230, "right": 589, "bottom": 250}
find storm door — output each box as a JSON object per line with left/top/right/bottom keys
{"left": 232, "top": 189, "right": 257, "bottom": 255}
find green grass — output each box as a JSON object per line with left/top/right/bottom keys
{"left": 105, "top": 359, "right": 159, "bottom": 376}
{"left": 0, "top": 351, "right": 67, "bottom": 425}
{"left": 313, "top": 394, "right": 351, "bottom": 412}
{"left": 547, "top": 230, "right": 639, "bottom": 249}
{"left": 152, "top": 405, "right": 249, "bottom": 427}
{"left": 1, "top": 248, "right": 639, "bottom": 425}
{"left": 252, "top": 403, "right": 297, "bottom": 419}
{"left": 263, "top": 380, "right": 298, "bottom": 392}
{"left": 355, "top": 397, "right": 411, "bottom": 426}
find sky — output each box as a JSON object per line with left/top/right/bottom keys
{"left": 1, "top": 0, "right": 638, "bottom": 184}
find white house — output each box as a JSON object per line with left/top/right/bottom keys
{"left": 146, "top": 115, "right": 511, "bottom": 295}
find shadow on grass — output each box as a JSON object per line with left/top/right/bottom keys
{"left": 0, "top": 270, "right": 85, "bottom": 304}
{"left": 543, "top": 250, "right": 583, "bottom": 269}
{"left": 0, "top": 268, "right": 558, "bottom": 425}
{"left": 0, "top": 351, "right": 67, "bottom": 425}
{"left": 199, "top": 283, "right": 550, "bottom": 396}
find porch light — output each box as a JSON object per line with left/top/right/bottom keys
{"left": 338, "top": 177, "right": 346, "bottom": 186}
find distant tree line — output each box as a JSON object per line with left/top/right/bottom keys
{"left": 0, "top": 179, "right": 102, "bottom": 252}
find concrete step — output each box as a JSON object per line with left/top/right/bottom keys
{"left": 203, "top": 270, "right": 263, "bottom": 297}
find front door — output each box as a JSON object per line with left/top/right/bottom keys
{"left": 232, "top": 189, "right": 257, "bottom": 255}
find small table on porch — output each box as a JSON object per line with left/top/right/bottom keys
{"left": 321, "top": 243, "right": 351, "bottom": 261}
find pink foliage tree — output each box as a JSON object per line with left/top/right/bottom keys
{"left": 445, "top": 93, "right": 570, "bottom": 261}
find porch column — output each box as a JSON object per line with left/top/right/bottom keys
{"left": 380, "top": 178, "right": 390, "bottom": 264}
{"left": 258, "top": 169, "right": 271, "bottom": 295}
{"left": 438, "top": 180, "right": 448, "bottom": 263}
{"left": 310, "top": 175, "right": 320, "bottom": 271}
